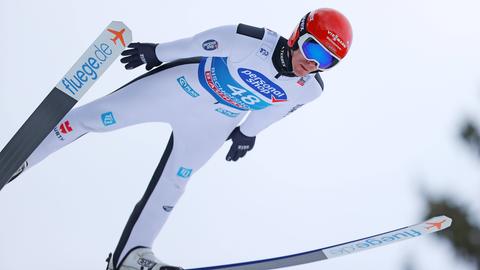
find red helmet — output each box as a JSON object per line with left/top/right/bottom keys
{"left": 288, "top": 8, "right": 353, "bottom": 60}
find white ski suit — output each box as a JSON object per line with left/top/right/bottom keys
{"left": 24, "top": 24, "right": 324, "bottom": 268}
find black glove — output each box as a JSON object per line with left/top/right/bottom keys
{"left": 120, "top": 42, "right": 162, "bottom": 70}
{"left": 226, "top": 127, "right": 256, "bottom": 162}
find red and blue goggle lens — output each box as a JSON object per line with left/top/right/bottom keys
{"left": 301, "top": 38, "right": 339, "bottom": 70}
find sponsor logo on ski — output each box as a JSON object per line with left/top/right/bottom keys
{"left": 163, "top": 206, "right": 174, "bottom": 212}
{"left": 59, "top": 120, "right": 73, "bottom": 134}
{"left": 323, "top": 229, "right": 423, "bottom": 257}
{"left": 177, "top": 167, "right": 192, "bottom": 179}
{"left": 61, "top": 43, "right": 113, "bottom": 96}
{"left": 215, "top": 108, "right": 239, "bottom": 118}
{"left": 425, "top": 219, "right": 448, "bottom": 230}
{"left": 107, "top": 28, "right": 127, "bottom": 47}
{"left": 202, "top": 39, "right": 219, "bottom": 51}
{"left": 101, "top": 112, "right": 117, "bottom": 126}
{"left": 56, "top": 23, "right": 131, "bottom": 100}
{"left": 237, "top": 68, "right": 287, "bottom": 102}
{"left": 177, "top": 76, "right": 200, "bottom": 97}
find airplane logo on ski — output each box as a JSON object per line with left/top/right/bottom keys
{"left": 425, "top": 219, "right": 448, "bottom": 230}
{"left": 108, "top": 28, "right": 127, "bottom": 47}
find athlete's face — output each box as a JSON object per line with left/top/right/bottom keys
{"left": 291, "top": 49, "right": 318, "bottom": 77}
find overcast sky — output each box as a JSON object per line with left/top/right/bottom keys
{"left": 1, "top": 1, "right": 480, "bottom": 270}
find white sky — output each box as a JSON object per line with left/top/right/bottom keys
{"left": 1, "top": 1, "right": 480, "bottom": 270}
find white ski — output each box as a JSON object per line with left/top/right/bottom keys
{"left": 0, "top": 21, "right": 132, "bottom": 189}
{"left": 187, "top": 215, "right": 452, "bottom": 270}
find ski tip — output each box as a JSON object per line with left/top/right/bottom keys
{"left": 421, "top": 215, "right": 452, "bottom": 232}
{"left": 109, "top": 21, "right": 131, "bottom": 31}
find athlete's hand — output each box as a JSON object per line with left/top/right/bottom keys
{"left": 226, "top": 127, "right": 256, "bottom": 162}
{"left": 120, "top": 42, "right": 162, "bottom": 71}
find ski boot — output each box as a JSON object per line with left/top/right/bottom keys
{"left": 106, "top": 247, "right": 183, "bottom": 270}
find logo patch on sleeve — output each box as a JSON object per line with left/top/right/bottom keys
{"left": 101, "top": 112, "right": 117, "bottom": 126}
{"left": 202, "top": 40, "right": 219, "bottom": 51}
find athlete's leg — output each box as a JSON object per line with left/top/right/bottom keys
{"left": 112, "top": 123, "right": 237, "bottom": 268}
{"left": 11, "top": 62, "right": 188, "bottom": 182}
{"left": 111, "top": 86, "right": 242, "bottom": 268}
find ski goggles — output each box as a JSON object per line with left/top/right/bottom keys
{"left": 298, "top": 33, "right": 340, "bottom": 70}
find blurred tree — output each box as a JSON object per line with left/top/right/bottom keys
{"left": 461, "top": 122, "right": 480, "bottom": 156}
{"left": 424, "top": 197, "right": 480, "bottom": 268}
{"left": 420, "top": 119, "right": 480, "bottom": 269}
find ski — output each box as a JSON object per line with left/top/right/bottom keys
{"left": 187, "top": 215, "right": 452, "bottom": 270}
{"left": 0, "top": 21, "right": 132, "bottom": 190}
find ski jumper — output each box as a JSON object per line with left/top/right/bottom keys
{"left": 23, "top": 24, "right": 324, "bottom": 268}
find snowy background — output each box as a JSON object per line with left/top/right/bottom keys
{"left": 1, "top": 0, "right": 480, "bottom": 269}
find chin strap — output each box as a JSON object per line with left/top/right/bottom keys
{"left": 272, "top": 37, "right": 296, "bottom": 77}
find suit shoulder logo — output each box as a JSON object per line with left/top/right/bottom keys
{"left": 202, "top": 39, "right": 219, "bottom": 51}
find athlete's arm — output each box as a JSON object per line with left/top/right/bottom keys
{"left": 155, "top": 25, "right": 237, "bottom": 61}
{"left": 120, "top": 25, "right": 237, "bottom": 70}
